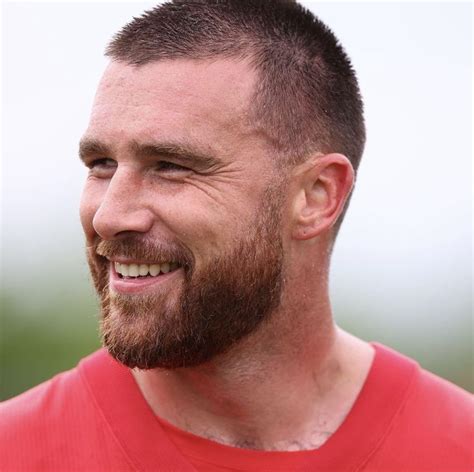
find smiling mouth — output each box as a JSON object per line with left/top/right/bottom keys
{"left": 114, "top": 261, "right": 180, "bottom": 279}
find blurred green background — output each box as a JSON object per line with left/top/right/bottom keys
{"left": 1, "top": 275, "right": 100, "bottom": 400}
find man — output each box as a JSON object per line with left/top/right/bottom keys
{"left": 1, "top": 1, "right": 472, "bottom": 471}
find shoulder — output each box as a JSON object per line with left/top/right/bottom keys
{"left": 414, "top": 366, "right": 472, "bottom": 415}
{"left": 404, "top": 366, "right": 473, "bottom": 445}
{"left": 368, "top": 344, "right": 473, "bottom": 470}
{"left": 0, "top": 366, "right": 86, "bottom": 436}
{"left": 0, "top": 366, "right": 84, "bottom": 469}
{"left": 0, "top": 350, "right": 132, "bottom": 471}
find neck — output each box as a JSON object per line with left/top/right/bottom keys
{"left": 131, "top": 286, "right": 374, "bottom": 451}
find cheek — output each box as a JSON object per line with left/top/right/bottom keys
{"left": 166, "top": 200, "right": 250, "bottom": 260}
{"left": 79, "top": 181, "right": 101, "bottom": 238}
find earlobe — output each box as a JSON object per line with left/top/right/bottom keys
{"left": 292, "top": 153, "right": 354, "bottom": 241}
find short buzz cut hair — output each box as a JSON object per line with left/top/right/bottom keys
{"left": 106, "top": 0, "right": 366, "bottom": 229}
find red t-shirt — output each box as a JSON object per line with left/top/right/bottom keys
{"left": 1, "top": 343, "right": 472, "bottom": 471}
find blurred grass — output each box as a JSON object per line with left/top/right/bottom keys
{"left": 1, "top": 286, "right": 472, "bottom": 400}
{"left": 1, "top": 292, "right": 101, "bottom": 401}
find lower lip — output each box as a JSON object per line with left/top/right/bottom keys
{"left": 109, "top": 264, "right": 182, "bottom": 295}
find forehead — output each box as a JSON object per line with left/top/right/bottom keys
{"left": 86, "top": 58, "right": 260, "bottom": 157}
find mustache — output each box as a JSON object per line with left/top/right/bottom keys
{"left": 91, "top": 238, "right": 194, "bottom": 267}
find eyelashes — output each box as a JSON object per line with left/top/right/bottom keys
{"left": 154, "top": 161, "right": 190, "bottom": 172}
{"left": 86, "top": 158, "right": 117, "bottom": 178}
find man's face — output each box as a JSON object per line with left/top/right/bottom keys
{"left": 79, "top": 59, "right": 286, "bottom": 369}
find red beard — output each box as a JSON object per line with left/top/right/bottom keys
{"left": 87, "top": 188, "right": 284, "bottom": 369}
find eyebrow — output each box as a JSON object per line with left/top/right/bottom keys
{"left": 78, "top": 138, "right": 111, "bottom": 163}
{"left": 79, "top": 138, "right": 222, "bottom": 169}
{"left": 131, "top": 141, "right": 222, "bottom": 168}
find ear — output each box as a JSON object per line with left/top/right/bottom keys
{"left": 291, "top": 153, "right": 354, "bottom": 240}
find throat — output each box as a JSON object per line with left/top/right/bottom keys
{"left": 131, "top": 329, "right": 374, "bottom": 452}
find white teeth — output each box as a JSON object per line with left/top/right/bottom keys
{"left": 114, "top": 261, "right": 178, "bottom": 277}
{"left": 128, "top": 264, "right": 139, "bottom": 277}
{"left": 139, "top": 264, "right": 148, "bottom": 276}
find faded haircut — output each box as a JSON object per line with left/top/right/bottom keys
{"left": 106, "top": 0, "right": 366, "bottom": 230}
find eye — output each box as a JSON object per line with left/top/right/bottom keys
{"left": 155, "top": 161, "right": 191, "bottom": 173}
{"left": 86, "top": 158, "right": 117, "bottom": 178}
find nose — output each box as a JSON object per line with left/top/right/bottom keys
{"left": 92, "top": 169, "right": 154, "bottom": 240}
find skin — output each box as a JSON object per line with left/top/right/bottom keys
{"left": 80, "top": 58, "right": 374, "bottom": 451}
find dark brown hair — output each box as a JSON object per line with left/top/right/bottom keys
{"left": 106, "top": 0, "right": 366, "bottom": 229}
